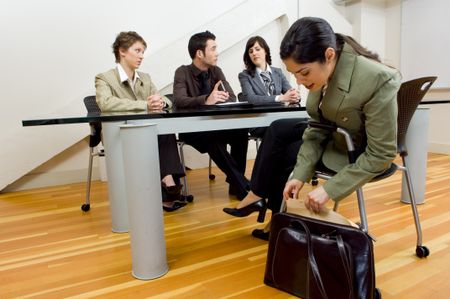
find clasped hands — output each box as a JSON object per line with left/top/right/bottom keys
{"left": 146, "top": 94, "right": 166, "bottom": 111}
{"left": 283, "top": 178, "right": 331, "bottom": 214}
{"left": 205, "top": 80, "right": 229, "bottom": 105}
{"left": 279, "top": 88, "right": 300, "bottom": 104}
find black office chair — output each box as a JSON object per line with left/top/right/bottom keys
{"left": 82, "top": 96, "right": 104, "bottom": 212}
{"left": 300, "top": 76, "right": 436, "bottom": 258}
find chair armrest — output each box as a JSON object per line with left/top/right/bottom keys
{"left": 308, "top": 121, "right": 337, "bottom": 132}
{"left": 308, "top": 121, "right": 358, "bottom": 163}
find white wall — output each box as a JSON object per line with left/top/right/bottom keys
{"left": 3, "top": 0, "right": 447, "bottom": 191}
{"left": 0, "top": 0, "right": 300, "bottom": 191}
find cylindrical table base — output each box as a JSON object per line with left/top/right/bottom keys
{"left": 120, "top": 123, "right": 168, "bottom": 280}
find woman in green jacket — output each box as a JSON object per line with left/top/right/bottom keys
{"left": 282, "top": 17, "right": 401, "bottom": 213}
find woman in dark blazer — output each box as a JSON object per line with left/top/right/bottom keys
{"left": 238, "top": 36, "right": 299, "bottom": 105}
{"left": 239, "top": 36, "right": 301, "bottom": 138}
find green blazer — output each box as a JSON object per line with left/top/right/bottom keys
{"left": 95, "top": 68, "right": 171, "bottom": 112}
{"left": 292, "top": 44, "right": 401, "bottom": 201}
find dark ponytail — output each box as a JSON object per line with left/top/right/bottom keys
{"left": 336, "top": 33, "right": 380, "bottom": 62}
{"left": 280, "top": 17, "right": 380, "bottom": 64}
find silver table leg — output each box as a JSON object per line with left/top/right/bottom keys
{"left": 119, "top": 123, "right": 168, "bottom": 280}
{"left": 102, "top": 122, "right": 129, "bottom": 233}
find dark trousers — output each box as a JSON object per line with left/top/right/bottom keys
{"left": 180, "top": 129, "right": 250, "bottom": 199}
{"left": 251, "top": 118, "right": 308, "bottom": 212}
{"left": 158, "top": 134, "right": 185, "bottom": 182}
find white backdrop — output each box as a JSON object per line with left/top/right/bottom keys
{"left": 401, "top": 0, "right": 450, "bottom": 88}
{"left": 0, "top": 0, "right": 359, "bottom": 191}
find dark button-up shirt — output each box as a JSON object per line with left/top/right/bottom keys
{"left": 173, "top": 63, "right": 236, "bottom": 108}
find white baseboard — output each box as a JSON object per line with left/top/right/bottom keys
{"left": 3, "top": 168, "right": 100, "bottom": 192}
{"left": 428, "top": 142, "right": 450, "bottom": 155}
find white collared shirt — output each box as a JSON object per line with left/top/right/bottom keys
{"left": 117, "top": 64, "right": 140, "bottom": 93}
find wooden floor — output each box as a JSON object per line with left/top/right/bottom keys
{"left": 1, "top": 153, "right": 449, "bottom": 298}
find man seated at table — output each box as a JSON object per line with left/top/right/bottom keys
{"left": 173, "top": 30, "right": 250, "bottom": 200}
{"left": 95, "top": 31, "right": 186, "bottom": 212}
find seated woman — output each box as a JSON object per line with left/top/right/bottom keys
{"left": 282, "top": 17, "right": 400, "bottom": 215}
{"left": 224, "top": 17, "right": 400, "bottom": 240}
{"left": 95, "top": 31, "right": 186, "bottom": 212}
{"left": 238, "top": 35, "right": 300, "bottom": 137}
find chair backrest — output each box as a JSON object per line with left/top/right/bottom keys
{"left": 396, "top": 76, "right": 437, "bottom": 155}
{"left": 83, "top": 95, "right": 101, "bottom": 113}
{"left": 83, "top": 96, "right": 102, "bottom": 147}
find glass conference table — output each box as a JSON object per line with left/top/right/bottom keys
{"left": 23, "top": 103, "right": 307, "bottom": 280}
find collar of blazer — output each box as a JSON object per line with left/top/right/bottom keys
{"left": 112, "top": 68, "right": 146, "bottom": 101}
{"left": 306, "top": 43, "right": 357, "bottom": 123}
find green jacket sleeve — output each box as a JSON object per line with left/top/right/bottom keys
{"left": 292, "top": 116, "right": 330, "bottom": 183}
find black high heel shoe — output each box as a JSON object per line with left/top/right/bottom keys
{"left": 162, "top": 184, "right": 183, "bottom": 202}
{"left": 252, "top": 229, "right": 270, "bottom": 241}
{"left": 222, "top": 199, "right": 267, "bottom": 223}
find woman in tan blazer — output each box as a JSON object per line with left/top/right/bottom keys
{"left": 95, "top": 31, "right": 186, "bottom": 212}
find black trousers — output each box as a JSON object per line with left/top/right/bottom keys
{"left": 179, "top": 129, "right": 250, "bottom": 199}
{"left": 158, "top": 134, "right": 185, "bottom": 182}
{"left": 251, "top": 118, "right": 308, "bottom": 212}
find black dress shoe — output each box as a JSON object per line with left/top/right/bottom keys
{"left": 223, "top": 199, "right": 267, "bottom": 223}
{"left": 162, "top": 184, "right": 183, "bottom": 202}
{"left": 252, "top": 229, "right": 270, "bottom": 241}
{"left": 163, "top": 201, "right": 187, "bottom": 212}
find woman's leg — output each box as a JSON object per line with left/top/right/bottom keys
{"left": 158, "top": 134, "right": 186, "bottom": 211}
{"left": 249, "top": 119, "right": 306, "bottom": 200}
{"left": 158, "top": 134, "right": 185, "bottom": 183}
{"left": 230, "top": 118, "right": 308, "bottom": 209}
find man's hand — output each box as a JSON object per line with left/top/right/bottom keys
{"left": 205, "top": 81, "right": 229, "bottom": 105}
{"left": 147, "top": 94, "right": 165, "bottom": 111}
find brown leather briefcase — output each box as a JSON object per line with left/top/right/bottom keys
{"left": 264, "top": 212, "right": 377, "bottom": 299}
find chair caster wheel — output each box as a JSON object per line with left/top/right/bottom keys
{"left": 375, "top": 288, "right": 382, "bottom": 299}
{"left": 181, "top": 194, "right": 194, "bottom": 203}
{"left": 416, "top": 245, "right": 430, "bottom": 258}
{"left": 209, "top": 174, "right": 215, "bottom": 180}
{"left": 311, "top": 179, "right": 318, "bottom": 186}
{"left": 81, "top": 204, "right": 90, "bottom": 212}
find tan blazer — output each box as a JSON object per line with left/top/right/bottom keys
{"left": 95, "top": 68, "right": 171, "bottom": 112}
{"left": 292, "top": 44, "right": 401, "bottom": 201}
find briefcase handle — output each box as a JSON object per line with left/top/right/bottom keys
{"left": 290, "top": 219, "right": 354, "bottom": 299}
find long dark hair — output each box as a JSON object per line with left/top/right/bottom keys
{"left": 280, "top": 17, "right": 380, "bottom": 64}
{"left": 243, "top": 36, "right": 272, "bottom": 76}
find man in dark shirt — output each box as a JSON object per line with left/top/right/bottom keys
{"left": 173, "top": 31, "right": 250, "bottom": 200}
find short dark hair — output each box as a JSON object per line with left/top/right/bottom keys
{"left": 188, "top": 31, "right": 216, "bottom": 59}
{"left": 280, "top": 17, "right": 379, "bottom": 64}
{"left": 243, "top": 36, "right": 272, "bottom": 76}
{"left": 112, "top": 31, "right": 147, "bottom": 63}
